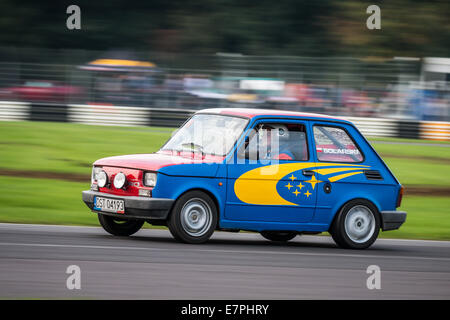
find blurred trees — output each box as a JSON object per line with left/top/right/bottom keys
{"left": 0, "top": 0, "right": 448, "bottom": 57}
{"left": 329, "top": 1, "right": 450, "bottom": 57}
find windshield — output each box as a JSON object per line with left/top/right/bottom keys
{"left": 161, "top": 114, "right": 248, "bottom": 156}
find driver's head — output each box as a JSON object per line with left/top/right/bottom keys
{"left": 259, "top": 124, "right": 289, "bottom": 140}
{"left": 257, "top": 124, "right": 289, "bottom": 155}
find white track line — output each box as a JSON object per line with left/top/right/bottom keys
{"left": 1, "top": 242, "right": 449, "bottom": 262}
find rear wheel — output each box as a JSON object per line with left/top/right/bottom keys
{"left": 260, "top": 231, "right": 297, "bottom": 242}
{"left": 167, "top": 191, "right": 217, "bottom": 244}
{"left": 98, "top": 214, "right": 144, "bottom": 236}
{"left": 330, "top": 199, "right": 380, "bottom": 249}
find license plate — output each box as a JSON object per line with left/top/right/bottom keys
{"left": 94, "top": 197, "right": 125, "bottom": 214}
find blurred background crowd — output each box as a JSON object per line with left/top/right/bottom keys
{"left": 0, "top": 0, "right": 448, "bottom": 121}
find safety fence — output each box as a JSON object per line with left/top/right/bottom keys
{"left": 3, "top": 49, "right": 448, "bottom": 122}
{"left": 0, "top": 101, "right": 449, "bottom": 141}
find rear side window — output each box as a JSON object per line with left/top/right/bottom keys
{"left": 313, "top": 126, "right": 363, "bottom": 163}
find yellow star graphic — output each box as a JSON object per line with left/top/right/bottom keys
{"left": 297, "top": 182, "right": 304, "bottom": 190}
{"left": 285, "top": 182, "right": 293, "bottom": 190}
{"left": 305, "top": 174, "right": 322, "bottom": 190}
{"left": 304, "top": 190, "right": 312, "bottom": 198}
{"left": 289, "top": 174, "right": 296, "bottom": 181}
{"left": 293, "top": 189, "right": 300, "bottom": 196}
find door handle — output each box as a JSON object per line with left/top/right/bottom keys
{"left": 302, "top": 170, "right": 314, "bottom": 176}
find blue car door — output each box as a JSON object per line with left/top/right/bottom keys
{"left": 224, "top": 118, "right": 318, "bottom": 223}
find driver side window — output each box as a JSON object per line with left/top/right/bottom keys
{"left": 238, "top": 122, "right": 308, "bottom": 161}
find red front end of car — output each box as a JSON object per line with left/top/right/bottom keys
{"left": 91, "top": 166, "right": 152, "bottom": 197}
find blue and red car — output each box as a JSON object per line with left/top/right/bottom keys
{"left": 82, "top": 108, "right": 407, "bottom": 249}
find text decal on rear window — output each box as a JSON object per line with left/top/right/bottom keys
{"left": 313, "top": 126, "right": 363, "bottom": 163}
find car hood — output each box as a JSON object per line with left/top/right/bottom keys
{"left": 93, "top": 152, "right": 224, "bottom": 172}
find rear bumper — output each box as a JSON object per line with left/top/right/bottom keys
{"left": 381, "top": 210, "right": 407, "bottom": 231}
{"left": 82, "top": 190, "right": 174, "bottom": 220}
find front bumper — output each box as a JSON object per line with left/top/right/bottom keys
{"left": 82, "top": 190, "right": 174, "bottom": 220}
{"left": 381, "top": 210, "right": 407, "bottom": 231}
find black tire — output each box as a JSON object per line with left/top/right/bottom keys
{"left": 167, "top": 190, "right": 217, "bottom": 244}
{"left": 98, "top": 214, "right": 144, "bottom": 236}
{"left": 260, "top": 231, "right": 297, "bottom": 242}
{"left": 330, "top": 199, "right": 380, "bottom": 249}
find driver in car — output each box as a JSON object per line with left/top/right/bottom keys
{"left": 261, "top": 124, "right": 295, "bottom": 161}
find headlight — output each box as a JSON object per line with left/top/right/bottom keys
{"left": 144, "top": 172, "right": 157, "bottom": 187}
{"left": 113, "top": 172, "right": 127, "bottom": 189}
{"left": 97, "top": 170, "right": 108, "bottom": 188}
{"left": 91, "top": 167, "right": 102, "bottom": 184}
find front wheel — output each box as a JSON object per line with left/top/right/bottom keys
{"left": 167, "top": 191, "right": 217, "bottom": 244}
{"left": 260, "top": 231, "right": 297, "bottom": 242}
{"left": 330, "top": 199, "right": 380, "bottom": 249}
{"left": 98, "top": 214, "right": 144, "bottom": 236}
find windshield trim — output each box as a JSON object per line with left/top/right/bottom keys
{"left": 159, "top": 113, "right": 250, "bottom": 157}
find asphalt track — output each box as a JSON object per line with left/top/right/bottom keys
{"left": 0, "top": 223, "right": 449, "bottom": 299}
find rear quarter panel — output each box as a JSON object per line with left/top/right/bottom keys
{"left": 309, "top": 120, "right": 401, "bottom": 227}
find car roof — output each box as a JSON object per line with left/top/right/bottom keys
{"left": 196, "top": 108, "right": 350, "bottom": 123}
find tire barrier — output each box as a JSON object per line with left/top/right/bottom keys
{"left": 147, "top": 108, "right": 194, "bottom": 127}
{"left": 67, "top": 105, "right": 194, "bottom": 127}
{"left": 397, "top": 120, "right": 422, "bottom": 140}
{"left": 0, "top": 101, "right": 29, "bottom": 121}
{"left": 0, "top": 101, "right": 448, "bottom": 141}
{"left": 29, "top": 103, "right": 68, "bottom": 122}
{"left": 420, "top": 121, "right": 450, "bottom": 141}
{"left": 68, "top": 104, "right": 151, "bottom": 126}
{"left": 344, "top": 117, "right": 398, "bottom": 138}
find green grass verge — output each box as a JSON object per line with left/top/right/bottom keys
{"left": 369, "top": 139, "right": 450, "bottom": 186}
{"left": 1, "top": 121, "right": 449, "bottom": 188}
{"left": 0, "top": 176, "right": 96, "bottom": 226}
{"left": 378, "top": 196, "right": 450, "bottom": 240}
{"left": 0, "top": 122, "right": 173, "bottom": 175}
{"left": 0, "top": 121, "right": 449, "bottom": 240}
{"left": 370, "top": 140, "right": 450, "bottom": 161}
{"left": 0, "top": 176, "right": 448, "bottom": 240}
{"left": 379, "top": 158, "right": 450, "bottom": 186}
